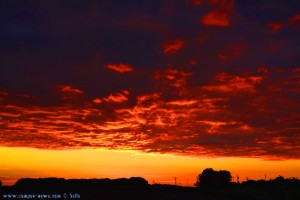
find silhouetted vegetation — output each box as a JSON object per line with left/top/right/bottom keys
{"left": 13, "top": 177, "right": 148, "bottom": 192}
{"left": 237, "top": 176, "right": 300, "bottom": 200}
{"left": 1, "top": 173, "right": 300, "bottom": 200}
{"left": 195, "top": 168, "right": 232, "bottom": 188}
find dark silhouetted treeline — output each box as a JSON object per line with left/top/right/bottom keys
{"left": 1, "top": 175, "right": 300, "bottom": 200}
{"left": 193, "top": 168, "right": 300, "bottom": 200}
{"left": 11, "top": 177, "right": 148, "bottom": 192}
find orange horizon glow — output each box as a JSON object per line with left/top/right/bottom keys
{"left": 1, "top": 147, "right": 299, "bottom": 186}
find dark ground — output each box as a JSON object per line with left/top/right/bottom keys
{"left": 1, "top": 177, "right": 300, "bottom": 200}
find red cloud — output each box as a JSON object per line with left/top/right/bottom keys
{"left": 268, "top": 22, "right": 282, "bottom": 33}
{"left": 58, "top": 85, "right": 83, "bottom": 94}
{"left": 202, "top": 73, "right": 263, "bottom": 93}
{"left": 92, "top": 98, "right": 102, "bottom": 104}
{"left": 154, "top": 69, "right": 192, "bottom": 95}
{"left": 202, "top": 11, "right": 230, "bottom": 27}
{"left": 192, "top": 0, "right": 203, "bottom": 5}
{"left": 161, "top": 39, "right": 185, "bottom": 55}
{"left": 106, "top": 64, "right": 133, "bottom": 73}
{"left": 201, "top": 0, "right": 234, "bottom": 27}
{"left": 167, "top": 100, "right": 198, "bottom": 106}
{"left": 284, "top": 68, "right": 300, "bottom": 93}
{"left": 268, "top": 12, "right": 300, "bottom": 33}
{"left": 0, "top": 92, "right": 9, "bottom": 96}
{"left": 1, "top": 69, "right": 300, "bottom": 160}
{"left": 103, "top": 90, "right": 129, "bottom": 103}
{"left": 257, "top": 67, "right": 269, "bottom": 74}
{"left": 289, "top": 12, "right": 300, "bottom": 23}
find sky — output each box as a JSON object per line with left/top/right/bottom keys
{"left": 1, "top": 0, "right": 300, "bottom": 186}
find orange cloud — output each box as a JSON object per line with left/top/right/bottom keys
{"left": 106, "top": 64, "right": 133, "bottom": 73}
{"left": 98, "top": 121, "right": 133, "bottom": 131}
{"left": 103, "top": 90, "right": 129, "bottom": 103}
{"left": 197, "top": 120, "right": 239, "bottom": 133}
{"left": 1, "top": 68, "right": 300, "bottom": 160}
{"left": 167, "top": 100, "right": 198, "bottom": 106}
{"left": 161, "top": 39, "right": 185, "bottom": 55}
{"left": 92, "top": 98, "right": 102, "bottom": 104}
{"left": 58, "top": 85, "right": 83, "bottom": 94}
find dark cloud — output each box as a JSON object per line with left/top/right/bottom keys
{"left": 0, "top": 0, "right": 299, "bottom": 159}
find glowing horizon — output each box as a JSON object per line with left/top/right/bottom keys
{"left": 1, "top": 147, "right": 300, "bottom": 186}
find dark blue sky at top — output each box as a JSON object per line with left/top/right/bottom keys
{"left": 1, "top": 0, "right": 300, "bottom": 103}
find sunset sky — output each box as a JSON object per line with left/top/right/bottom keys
{"left": 1, "top": 0, "right": 300, "bottom": 186}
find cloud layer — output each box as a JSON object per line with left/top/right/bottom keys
{"left": 1, "top": 67, "right": 299, "bottom": 159}
{"left": 0, "top": 0, "right": 299, "bottom": 159}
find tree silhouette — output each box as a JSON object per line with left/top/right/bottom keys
{"left": 274, "top": 175, "right": 285, "bottom": 182}
{"left": 195, "top": 168, "right": 232, "bottom": 188}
